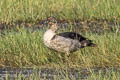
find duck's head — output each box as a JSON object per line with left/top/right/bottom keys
{"left": 47, "top": 17, "right": 57, "bottom": 24}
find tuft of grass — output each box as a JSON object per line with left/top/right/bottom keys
{"left": 87, "top": 68, "right": 120, "bottom": 80}
{"left": 0, "top": 0, "right": 120, "bottom": 23}
{"left": 0, "top": 26, "right": 120, "bottom": 68}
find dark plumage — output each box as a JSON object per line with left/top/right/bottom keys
{"left": 57, "top": 32, "right": 96, "bottom": 48}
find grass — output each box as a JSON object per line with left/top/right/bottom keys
{"left": 87, "top": 70, "right": 120, "bottom": 80}
{"left": 0, "top": 26, "right": 120, "bottom": 68}
{"left": 0, "top": 0, "right": 120, "bottom": 23}
{"left": 3, "top": 68, "right": 120, "bottom": 80}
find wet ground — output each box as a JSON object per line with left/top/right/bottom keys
{"left": 0, "top": 17, "right": 120, "bottom": 34}
{"left": 0, "top": 67, "right": 120, "bottom": 80}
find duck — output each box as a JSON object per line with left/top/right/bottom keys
{"left": 43, "top": 23, "right": 96, "bottom": 56}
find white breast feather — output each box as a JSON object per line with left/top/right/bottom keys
{"left": 43, "top": 29, "right": 56, "bottom": 43}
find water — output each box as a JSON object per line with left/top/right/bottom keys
{"left": 0, "top": 18, "right": 120, "bottom": 34}
{"left": 0, "top": 67, "right": 119, "bottom": 80}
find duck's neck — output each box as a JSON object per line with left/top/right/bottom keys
{"left": 43, "top": 29, "right": 56, "bottom": 43}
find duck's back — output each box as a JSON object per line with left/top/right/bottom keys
{"left": 57, "top": 32, "right": 87, "bottom": 41}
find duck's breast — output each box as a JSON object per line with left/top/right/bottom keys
{"left": 43, "top": 30, "right": 56, "bottom": 43}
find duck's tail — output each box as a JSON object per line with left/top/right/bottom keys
{"left": 81, "top": 40, "right": 96, "bottom": 48}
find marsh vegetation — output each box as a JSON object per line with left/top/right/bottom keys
{"left": 0, "top": 0, "right": 120, "bottom": 79}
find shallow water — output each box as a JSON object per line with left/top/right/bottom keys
{"left": 0, "top": 18, "right": 120, "bottom": 35}
{"left": 0, "top": 67, "right": 119, "bottom": 80}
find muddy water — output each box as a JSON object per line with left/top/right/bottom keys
{"left": 0, "top": 67, "right": 119, "bottom": 80}
{"left": 0, "top": 18, "right": 120, "bottom": 34}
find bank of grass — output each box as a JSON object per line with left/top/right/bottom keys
{"left": 0, "top": 0, "right": 120, "bottom": 23}
{"left": 0, "top": 26, "right": 120, "bottom": 68}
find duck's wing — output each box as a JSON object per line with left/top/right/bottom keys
{"left": 50, "top": 35, "right": 81, "bottom": 52}
{"left": 57, "top": 32, "right": 96, "bottom": 47}
{"left": 57, "top": 32, "right": 89, "bottom": 42}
